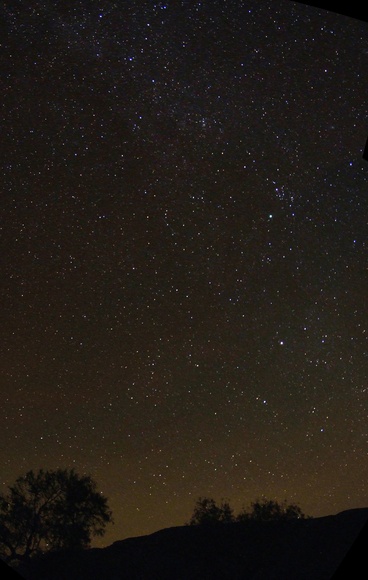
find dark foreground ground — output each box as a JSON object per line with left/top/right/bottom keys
{"left": 5, "top": 507, "right": 368, "bottom": 580}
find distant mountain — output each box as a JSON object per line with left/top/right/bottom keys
{"left": 9, "top": 508, "right": 368, "bottom": 579}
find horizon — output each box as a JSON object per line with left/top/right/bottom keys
{"left": 96, "top": 504, "right": 368, "bottom": 548}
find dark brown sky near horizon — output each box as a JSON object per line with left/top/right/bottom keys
{"left": 1, "top": 0, "right": 367, "bottom": 547}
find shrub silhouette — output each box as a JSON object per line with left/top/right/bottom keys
{"left": 187, "top": 497, "right": 234, "bottom": 525}
{"left": 188, "top": 496, "right": 309, "bottom": 525}
{"left": 0, "top": 468, "right": 113, "bottom": 565}
{"left": 236, "top": 498, "right": 308, "bottom": 521}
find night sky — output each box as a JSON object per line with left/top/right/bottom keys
{"left": 1, "top": 1, "right": 367, "bottom": 547}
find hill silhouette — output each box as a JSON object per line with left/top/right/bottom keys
{"left": 10, "top": 507, "right": 368, "bottom": 579}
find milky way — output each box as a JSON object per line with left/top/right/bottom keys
{"left": 1, "top": 1, "right": 367, "bottom": 545}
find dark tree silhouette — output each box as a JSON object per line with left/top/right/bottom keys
{"left": 0, "top": 469, "right": 113, "bottom": 565}
{"left": 188, "top": 496, "right": 309, "bottom": 526}
{"left": 236, "top": 498, "right": 308, "bottom": 522}
{"left": 188, "top": 497, "right": 234, "bottom": 525}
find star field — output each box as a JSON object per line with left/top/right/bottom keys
{"left": 1, "top": 1, "right": 367, "bottom": 545}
